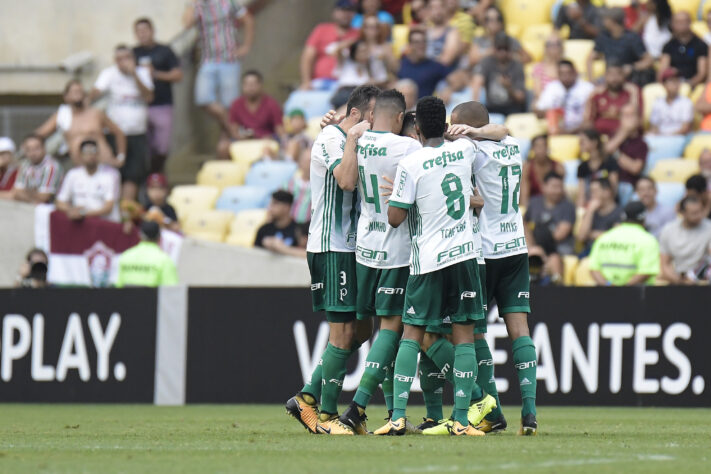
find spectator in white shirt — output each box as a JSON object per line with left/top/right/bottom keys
{"left": 635, "top": 175, "right": 677, "bottom": 238}
{"left": 90, "top": 45, "right": 154, "bottom": 202}
{"left": 649, "top": 67, "right": 693, "bottom": 136}
{"left": 535, "top": 60, "right": 594, "bottom": 135}
{"left": 55, "top": 139, "right": 120, "bottom": 222}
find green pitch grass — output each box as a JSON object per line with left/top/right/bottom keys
{"left": 0, "top": 405, "right": 709, "bottom": 473}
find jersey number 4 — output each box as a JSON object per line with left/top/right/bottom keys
{"left": 498, "top": 165, "right": 521, "bottom": 214}
{"left": 359, "top": 166, "right": 381, "bottom": 213}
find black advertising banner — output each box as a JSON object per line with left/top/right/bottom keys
{"left": 0, "top": 288, "right": 157, "bottom": 402}
{"left": 186, "top": 287, "right": 710, "bottom": 406}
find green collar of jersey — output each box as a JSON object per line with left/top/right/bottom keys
{"left": 367, "top": 129, "right": 389, "bottom": 134}
{"left": 334, "top": 125, "right": 346, "bottom": 136}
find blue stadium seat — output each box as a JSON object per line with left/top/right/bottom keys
{"left": 655, "top": 182, "right": 686, "bottom": 208}
{"left": 518, "top": 138, "right": 532, "bottom": 160}
{"left": 489, "top": 113, "right": 506, "bottom": 125}
{"left": 284, "top": 90, "right": 333, "bottom": 120}
{"left": 644, "top": 135, "right": 687, "bottom": 174}
{"left": 245, "top": 160, "right": 298, "bottom": 193}
{"left": 215, "top": 185, "right": 272, "bottom": 214}
{"left": 446, "top": 89, "right": 476, "bottom": 117}
{"left": 618, "top": 182, "right": 635, "bottom": 206}
{"left": 563, "top": 159, "right": 581, "bottom": 188}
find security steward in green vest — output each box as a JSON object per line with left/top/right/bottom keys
{"left": 116, "top": 221, "right": 178, "bottom": 287}
{"left": 588, "top": 201, "right": 660, "bottom": 286}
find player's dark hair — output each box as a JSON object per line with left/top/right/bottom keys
{"left": 451, "top": 101, "right": 489, "bottom": 128}
{"left": 543, "top": 171, "right": 563, "bottom": 183}
{"left": 346, "top": 85, "right": 380, "bottom": 117}
{"left": 680, "top": 195, "right": 701, "bottom": 211}
{"left": 242, "top": 69, "right": 263, "bottom": 82}
{"left": 401, "top": 111, "right": 417, "bottom": 137}
{"left": 375, "top": 89, "right": 406, "bottom": 116}
{"left": 415, "top": 96, "right": 446, "bottom": 139}
{"left": 272, "top": 190, "right": 294, "bottom": 205}
{"left": 558, "top": 59, "right": 575, "bottom": 71}
{"left": 593, "top": 177, "right": 613, "bottom": 191}
{"left": 79, "top": 139, "right": 98, "bottom": 151}
{"left": 685, "top": 174, "right": 707, "bottom": 194}
{"left": 134, "top": 17, "right": 153, "bottom": 29}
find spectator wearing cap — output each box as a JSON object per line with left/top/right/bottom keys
{"left": 660, "top": 11, "right": 708, "bottom": 88}
{"left": 0, "top": 137, "right": 18, "bottom": 197}
{"left": 255, "top": 190, "right": 305, "bottom": 258}
{"left": 397, "top": 29, "right": 451, "bottom": 97}
{"left": 12, "top": 135, "right": 63, "bottom": 204}
{"left": 300, "top": 0, "right": 360, "bottom": 91}
{"left": 55, "top": 139, "right": 120, "bottom": 222}
{"left": 589, "top": 7, "right": 654, "bottom": 85}
{"left": 588, "top": 200, "right": 660, "bottom": 286}
{"left": 535, "top": 60, "right": 594, "bottom": 135}
{"left": 577, "top": 177, "right": 624, "bottom": 254}
{"left": 554, "top": 0, "right": 601, "bottom": 41}
{"left": 648, "top": 68, "right": 693, "bottom": 136}
{"left": 659, "top": 195, "right": 711, "bottom": 284}
{"left": 283, "top": 109, "right": 312, "bottom": 162}
{"left": 143, "top": 173, "right": 180, "bottom": 232}
{"left": 471, "top": 32, "right": 526, "bottom": 115}
{"left": 116, "top": 220, "right": 178, "bottom": 287}
{"left": 635, "top": 176, "right": 677, "bottom": 239}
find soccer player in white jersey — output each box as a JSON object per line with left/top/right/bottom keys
{"left": 285, "top": 85, "right": 380, "bottom": 436}
{"left": 374, "top": 96, "right": 502, "bottom": 437}
{"left": 453, "top": 101, "right": 538, "bottom": 435}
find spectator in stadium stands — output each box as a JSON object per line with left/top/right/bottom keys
{"left": 398, "top": 29, "right": 451, "bottom": 97}
{"left": 352, "top": 0, "right": 394, "bottom": 34}
{"left": 659, "top": 11, "right": 708, "bottom": 88}
{"left": 381, "top": 0, "right": 408, "bottom": 22}
{"left": 0, "top": 137, "right": 18, "bottom": 197}
{"left": 535, "top": 60, "right": 594, "bottom": 135}
{"left": 700, "top": 149, "right": 711, "bottom": 188}
{"left": 647, "top": 68, "right": 693, "bottom": 137}
{"left": 332, "top": 40, "right": 388, "bottom": 108}
{"left": 183, "top": 0, "right": 254, "bottom": 134}
{"left": 361, "top": 16, "right": 398, "bottom": 79}
{"left": 585, "top": 62, "right": 641, "bottom": 137}
{"left": 588, "top": 200, "right": 660, "bottom": 286}
{"left": 520, "top": 135, "right": 565, "bottom": 207}
{"left": 16, "top": 248, "right": 49, "bottom": 288}
{"left": 282, "top": 109, "right": 312, "bottom": 163}
{"left": 116, "top": 220, "right": 178, "bottom": 287}
{"left": 217, "top": 70, "right": 284, "bottom": 159}
{"left": 577, "top": 129, "right": 619, "bottom": 208}
{"left": 469, "top": 6, "right": 530, "bottom": 67}
{"left": 577, "top": 177, "right": 624, "bottom": 254}
{"left": 133, "top": 17, "right": 183, "bottom": 173}
{"left": 635, "top": 175, "right": 676, "bottom": 238}
{"left": 394, "top": 79, "right": 418, "bottom": 111}
{"left": 254, "top": 190, "right": 306, "bottom": 258}
{"left": 423, "top": 0, "right": 462, "bottom": 68}
{"left": 589, "top": 8, "right": 654, "bottom": 86}
{"left": 524, "top": 172, "right": 576, "bottom": 281}
{"left": 554, "top": 0, "right": 601, "bottom": 40}
{"left": 704, "top": 9, "right": 711, "bottom": 46}
{"left": 634, "top": 0, "right": 672, "bottom": 60}
{"left": 684, "top": 174, "right": 711, "bottom": 217}
{"left": 35, "top": 80, "right": 126, "bottom": 168}
{"left": 471, "top": 33, "right": 526, "bottom": 115}
{"left": 283, "top": 150, "right": 311, "bottom": 224}
{"left": 531, "top": 35, "right": 564, "bottom": 101}
{"left": 445, "top": 0, "right": 474, "bottom": 45}
{"left": 659, "top": 195, "right": 711, "bottom": 284}
{"left": 603, "top": 104, "right": 647, "bottom": 192}
{"left": 12, "top": 135, "right": 62, "bottom": 204}
{"left": 695, "top": 81, "right": 711, "bottom": 131}
{"left": 300, "top": 0, "right": 360, "bottom": 90}
{"left": 143, "top": 173, "right": 180, "bottom": 233}
{"left": 90, "top": 45, "right": 154, "bottom": 201}
{"left": 55, "top": 139, "right": 120, "bottom": 222}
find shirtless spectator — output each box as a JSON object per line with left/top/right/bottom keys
{"left": 35, "top": 80, "right": 126, "bottom": 167}
{"left": 13, "top": 135, "right": 63, "bottom": 204}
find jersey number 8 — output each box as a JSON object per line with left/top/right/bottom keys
{"left": 441, "top": 173, "right": 465, "bottom": 220}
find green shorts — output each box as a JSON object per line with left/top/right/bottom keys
{"left": 485, "top": 253, "right": 531, "bottom": 314}
{"left": 403, "top": 260, "right": 484, "bottom": 328}
{"left": 425, "top": 262, "right": 488, "bottom": 335}
{"left": 356, "top": 263, "right": 409, "bottom": 320}
{"left": 307, "top": 251, "right": 357, "bottom": 318}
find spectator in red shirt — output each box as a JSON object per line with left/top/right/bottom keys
{"left": 218, "top": 70, "right": 284, "bottom": 159}
{"left": 604, "top": 104, "right": 648, "bottom": 188}
{"left": 0, "top": 137, "right": 18, "bottom": 197}
{"left": 584, "top": 61, "right": 641, "bottom": 137}
{"left": 300, "top": 0, "right": 360, "bottom": 90}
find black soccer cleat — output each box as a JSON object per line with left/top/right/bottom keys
{"left": 416, "top": 417, "right": 439, "bottom": 431}
{"left": 339, "top": 403, "right": 368, "bottom": 435}
{"left": 518, "top": 413, "right": 537, "bottom": 436}
{"left": 475, "top": 414, "right": 508, "bottom": 433}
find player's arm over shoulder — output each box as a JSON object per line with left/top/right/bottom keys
{"left": 447, "top": 123, "right": 509, "bottom": 142}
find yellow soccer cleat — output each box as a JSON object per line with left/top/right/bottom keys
{"left": 474, "top": 414, "right": 507, "bottom": 433}
{"left": 517, "top": 413, "right": 538, "bottom": 436}
{"left": 285, "top": 394, "right": 319, "bottom": 434}
{"left": 421, "top": 418, "right": 453, "bottom": 435}
{"left": 449, "top": 420, "right": 485, "bottom": 436}
{"left": 373, "top": 417, "right": 406, "bottom": 436}
{"left": 316, "top": 416, "right": 355, "bottom": 435}
{"left": 467, "top": 394, "right": 497, "bottom": 427}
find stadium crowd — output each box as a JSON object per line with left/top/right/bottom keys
{"left": 2, "top": 0, "right": 711, "bottom": 286}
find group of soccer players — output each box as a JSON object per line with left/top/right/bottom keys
{"left": 285, "top": 84, "right": 539, "bottom": 437}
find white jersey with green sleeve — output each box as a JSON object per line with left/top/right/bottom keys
{"left": 307, "top": 125, "right": 358, "bottom": 253}
{"left": 390, "top": 138, "right": 478, "bottom": 275}
{"left": 356, "top": 130, "right": 422, "bottom": 268}
{"left": 473, "top": 136, "right": 528, "bottom": 259}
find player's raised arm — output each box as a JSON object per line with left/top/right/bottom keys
{"left": 448, "top": 123, "right": 509, "bottom": 141}
{"left": 387, "top": 164, "right": 415, "bottom": 227}
{"left": 333, "top": 120, "right": 369, "bottom": 191}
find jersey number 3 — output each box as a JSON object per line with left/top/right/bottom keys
{"left": 498, "top": 165, "right": 521, "bottom": 214}
{"left": 441, "top": 173, "right": 465, "bottom": 219}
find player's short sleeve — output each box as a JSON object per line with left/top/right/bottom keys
{"left": 389, "top": 163, "right": 416, "bottom": 209}
{"left": 323, "top": 129, "right": 345, "bottom": 172}
{"left": 636, "top": 236, "right": 660, "bottom": 276}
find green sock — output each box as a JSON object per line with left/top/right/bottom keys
{"left": 301, "top": 356, "right": 323, "bottom": 402}
{"left": 391, "top": 339, "right": 420, "bottom": 421}
{"left": 453, "top": 343, "right": 477, "bottom": 426}
{"left": 320, "top": 343, "right": 351, "bottom": 415}
{"left": 476, "top": 338, "right": 503, "bottom": 421}
{"left": 418, "top": 352, "right": 445, "bottom": 421}
{"left": 425, "top": 338, "right": 455, "bottom": 384}
{"left": 381, "top": 361, "right": 394, "bottom": 412}
{"left": 512, "top": 336, "right": 537, "bottom": 417}
{"left": 353, "top": 329, "right": 399, "bottom": 408}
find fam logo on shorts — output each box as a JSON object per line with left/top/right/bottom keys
{"left": 311, "top": 283, "right": 323, "bottom": 291}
